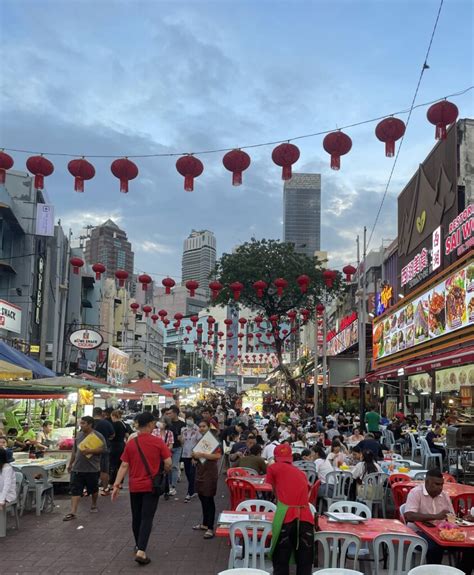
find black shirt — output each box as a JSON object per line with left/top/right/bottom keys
{"left": 169, "top": 420, "right": 186, "bottom": 449}
{"left": 94, "top": 418, "right": 115, "bottom": 448}
{"left": 357, "top": 438, "right": 384, "bottom": 460}
{"left": 110, "top": 420, "right": 128, "bottom": 447}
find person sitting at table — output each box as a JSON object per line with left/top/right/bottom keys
{"left": 356, "top": 432, "right": 384, "bottom": 460}
{"left": 0, "top": 448, "right": 17, "bottom": 513}
{"left": 404, "top": 468, "right": 472, "bottom": 572}
{"left": 327, "top": 439, "right": 346, "bottom": 469}
{"left": 229, "top": 432, "right": 256, "bottom": 465}
{"left": 425, "top": 424, "right": 445, "bottom": 462}
{"left": 348, "top": 427, "right": 363, "bottom": 444}
{"left": 36, "top": 421, "right": 54, "bottom": 455}
{"left": 238, "top": 443, "right": 267, "bottom": 475}
{"left": 262, "top": 430, "right": 281, "bottom": 462}
{"left": 301, "top": 449, "right": 314, "bottom": 462}
{"left": 0, "top": 437, "right": 14, "bottom": 462}
{"left": 267, "top": 443, "right": 314, "bottom": 575}
{"left": 312, "top": 445, "right": 334, "bottom": 499}
{"left": 351, "top": 449, "right": 382, "bottom": 495}
{"left": 17, "top": 423, "right": 36, "bottom": 451}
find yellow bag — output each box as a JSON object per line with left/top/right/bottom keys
{"left": 78, "top": 433, "right": 104, "bottom": 457}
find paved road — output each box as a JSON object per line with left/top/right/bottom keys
{"left": 1, "top": 475, "right": 230, "bottom": 575}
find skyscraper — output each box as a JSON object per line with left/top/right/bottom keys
{"left": 84, "top": 219, "right": 134, "bottom": 278}
{"left": 181, "top": 230, "right": 216, "bottom": 297}
{"left": 283, "top": 173, "right": 321, "bottom": 259}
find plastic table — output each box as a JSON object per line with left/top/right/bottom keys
{"left": 216, "top": 510, "right": 274, "bottom": 538}
{"left": 404, "top": 481, "right": 474, "bottom": 498}
{"left": 318, "top": 517, "right": 416, "bottom": 541}
{"left": 414, "top": 521, "right": 474, "bottom": 548}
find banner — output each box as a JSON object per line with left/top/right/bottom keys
{"left": 0, "top": 300, "right": 22, "bottom": 334}
{"left": 106, "top": 346, "right": 129, "bottom": 387}
{"left": 435, "top": 363, "right": 474, "bottom": 393}
{"left": 35, "top": 204, "right": 55, "bottom": 236}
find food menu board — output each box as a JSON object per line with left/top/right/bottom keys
{"left": 408, "top": 373, "right": 432, "bottom": 394}
{"left": 373, "top": 260, "right": 474, "bottom": 360}
{"left": 435, "top": 364, "right": 474, "bottom": 392}
{"left": 327, "top": 319, "right": 358, "bottom": 356}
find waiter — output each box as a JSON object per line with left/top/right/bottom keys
{"left": 267, "top": 444, "right": 314, "bottom": 575}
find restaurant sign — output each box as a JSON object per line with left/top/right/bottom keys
{"left": 69, "top": 329, "right": 103, "bottom": 350}
{"left": 327, "top": 312, "right": 358, "bottom": 356}
{"left": 445, "top": 204, "right": 474, "bottom": 257}
{"left": 0, "top": 300, "right": 22, "bottom": 334}
{"left": 373, "top": 259, "right": 474, "bottom": 361}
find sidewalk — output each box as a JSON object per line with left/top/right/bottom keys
{"left": 0, "top": 475, "right": 230, "bottom": 575}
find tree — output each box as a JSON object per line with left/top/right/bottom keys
{"left": 212, "top": 239, "right": 342, "bottom": 398}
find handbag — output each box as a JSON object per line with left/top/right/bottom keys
{"left": 134, "top": 437, "right": 166, "bottom": 496}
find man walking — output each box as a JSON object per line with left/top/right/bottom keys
{"left": 165, "top": 405, "right": 185, "bottom": 496}
{"left": 93, "top": 407, "right": 115, "bottom": 494}
{"left": 64, "top": 416, "right": 105, "bottom": 521}
{"left": 112, "top": 412, "right": 172, "bottom": 565}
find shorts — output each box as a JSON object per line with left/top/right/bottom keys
{"left": 70, "top": 472, "right": 100, "bottom": 496}
{"left": 100, "top": 452, "right": 110, "bottom": 473}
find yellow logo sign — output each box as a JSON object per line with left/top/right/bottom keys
{"left": 380, "top": 285, "right": 393, "bottom": 309}
{"left": 416, "top": 210, "right": 426, "bottom": 234}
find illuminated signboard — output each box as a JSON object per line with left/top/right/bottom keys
{"left": 327, "top": 313, "right": 358, "bottom": 356}
{"left": 445, "top": 204, "right": 473, "bottom": 258}
{"left": 373, "top": 259, "right": 474, "bottom": 361}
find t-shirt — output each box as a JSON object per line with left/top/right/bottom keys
{"left": 266, "top": 461, "right": 313, "bottom": 524}
{"left": 110, "top": 421, "right": 128, "bottom": 448}
{"left": 314, "top": 458, "right": 334, "bottom": 484}
{"left": 169, "top": 420, "right": 186, "bottom": 449}
{"left": 238, "top": 454, "right": 267, "bottom": 475}
{"left": 357, "top": 439, "right": 384, "bottom": 460}
{"left": 262, "top": 441, "right": 280, "bottom": 461}
{"left": 121, "top": 433, "right": 171, "bottom": 492}
{"left": 351, "top": 461, "right": 382, "bottom": 481}
{"left": 72, "top": 431, "right": 106, "bottom": 473}
{"left": 365, "top": 411, "right": 381, "bottom": 433}
{"left": 93, "top": 418, "right": 115, "bottom": 448}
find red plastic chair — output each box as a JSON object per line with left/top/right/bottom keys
{"left": 391, "top": 483, "right": 414, "bottom": 519}
{"left": 452, "top": 493, "right": 474, "bottom": 516}
{"left": 308, "top": 479, "right": 321, "bottom": 506}
{"left": 388, "top": 473, "right": 411, "bottom": 487}
{"left": 442, "top": 473, "right": 457, "bottom": 483}
{"left": 227, "top": 468, "right": 251, "bottom": 478}
{"left": 225, "top": 477, "right": 257, "bottom": 510}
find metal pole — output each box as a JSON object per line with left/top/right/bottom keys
{"left": 39, "top": 237, "right": 51, "bottom": 365}
{"left": 322, "top": 310, "right": 328, "bottom": 418}
{"left": 313, "top": 316, "right": 319, "bottom": 421}
{"left": 358, "top": 229, "right": 368, "bottom": 424}
{"left": 144, "top": 316, "right": 149, "bottom": 378}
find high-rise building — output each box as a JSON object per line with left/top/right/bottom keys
{"left": 84, "top": 219, "right": 134, "bottom": 279}
{"left": 181, "top": 230, "right": 216, "bottom": 297}
{"left": 283, "top": 173, "right": 321, "bottom": 259}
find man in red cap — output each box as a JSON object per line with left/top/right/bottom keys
{"left": 267, "top": 443, "right": 314, "bottom": 575}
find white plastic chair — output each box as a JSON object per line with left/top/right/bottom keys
{"left": 219, "top": 569, "right": 270, "bottom": 575}
{"left": 21, "top": 466, "right": 54, "bottom": 516}
{"left": 236, "top": 500, "right": 276, "bottom": 513}
{"left": 390, "top": 453, "right": 403, "bottom": 461}
{"left": 419, "top": 438, "right": 443, "bottom": 470}
{"left": 319, "top": 471, "right": 353, "bottom": 512}
{"left": 372, "top": 533, "right": 427, "bottom": 575}
{"left": 238, "top": 467, "right": 260, "bottom": 476}
{"left": 328, "top": 501, "right": 372, "bottom": 518}
{"left": 228, "top": 520, "right": 272, "bottom": 571}
{"left": 356, "top": 472, "right": 388, "bottom": 518}
{"left": 412, "top": 471, "right": 427, "bottom": 480}
{"left": 408, "top": 434, "right": 422, "bottom": 461}
{"left": 407, "top": 566, "right": 465, "bottom": 575}
{"left": 398, "top": 503, "right": 407, "bottom": 524}
{"left": 312, "top": 570, "right": 364, "bottom": 575}
{"left": 0, "top": 471, "right": 23, "bottom": 537}
{"left": 314, "top": 532, "right": 361, "bottom": 570}
{"left": 293, "top": 460, "right": 318, "bottom": 485}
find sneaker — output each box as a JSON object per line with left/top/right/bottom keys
{"left": 184, "top": 495, "right": 191, "bottom": 503}
{"left": 169, "top": 487, "right": 177, "bottom": 496}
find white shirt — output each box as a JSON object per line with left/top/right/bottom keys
{"left": 351, "top": 461, "right": 382, "bottom": 481}
{"left": 262, "top": 440, "right": 280, "bottom": 461}
{"left": 0, "top": 463, "right": 17, "bottom": 504}
{"left": 315, "top": 458, "right": 334, "bottom": 484}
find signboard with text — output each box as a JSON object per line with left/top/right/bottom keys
{"left": 0, "top": 300, "right": 22, "bottom": 334}
{"left": 106, "top": 346, "right": 129, "bottom": 387}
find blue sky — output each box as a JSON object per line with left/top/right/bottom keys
{"left": 1, "top": 0, "right": 473, "bottom": 280}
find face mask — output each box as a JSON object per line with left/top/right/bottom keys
{"left": 186, "top": 420, "right": 194, "bottom": 427}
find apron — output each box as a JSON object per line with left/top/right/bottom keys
{"left": 269, "top": 501, "right": 309, "bottom": 562}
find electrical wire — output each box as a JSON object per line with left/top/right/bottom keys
{"left": 1, "top": 84, "right": 471, "bottom": 159}
{"left": 366, "top": 0, "right": 446, "bottom": 251}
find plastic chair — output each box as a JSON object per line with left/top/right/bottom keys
{"left": 314, "top": 531, "right": 361, "bottom": 570}
{"left": 407, "top": 566, "right": 465, "bottom": 575}
{"left": 228, "top": 468, "right": 253, "bottom": 478}
{"left": 389, "top": 453, "right": 403, "bottom": 461}
{"left": 309, "top": 479, "right": 321, "bottom": 505}
{"left": 451, "top": 493, "right": 474, "bottom": 516}
{"left": 236, "top": 500, "right": 276, "bottom": 513}
{"left": 408, "top": 433, "right": 422, "bottom": 461}
{"left": 228, "top": 520, "right": 272, "bottom": 571}
{"left": 219, "top": 569, "right": 270, "bottom": 575}
{"left": 356, "top": 472, "right": 388, "bottom": 518}
{"left": 398, "top": 503, "right": 407, "bottom": 524}
{"left": 312, "top": 570, "right": 364, "bottom": 575}
{"left": 0, "top": 471, "right": 23, "bottom": 537}
{"left": 442, "top": 473, "right": 456, "bottom": 483}
{"left": 412, "top": 471, "right": 427, "bottom": 480}
{"left": 21, "top": 466, "right": 54, "bottom": 517}
{"left": 319, "top": 471, "right": 353, "bottom": 512}
{"left": 391, "top": 483, "right": 414, "bottom": 519}
{"left": 388, "top": 473, "right": 411, "bottom": 487}
{"left": 226, "top": 478, "right": 258, "bottom": 511}
{"left": 293, "top": 460, "right": 318, "bottom": 484}
{"left": 372, "top": 533, "right": 427, "bottom": 575}
{"left": 419, "top": 438, "right": 443, "bottom": 470}
{"left": 328, "top": 501, "right": 372, "bottom": 518}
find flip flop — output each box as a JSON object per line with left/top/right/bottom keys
{"left": 90, "top": 507, "right": 99, "bottom": 513}
{"left": 63, "top": 513, "right": 76, "bottom": 521}
{"left": 203, "top": 530, "right": 214, "bottom": 539}
{"left": 135, "top": 556, "right": 151, "bottom": 565}
{"left": 192, "top": 524, "right": 207, "bottom": 530}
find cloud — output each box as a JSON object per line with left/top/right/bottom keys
{"left": 135, "top": 240, "right": 175, "bottom": 255}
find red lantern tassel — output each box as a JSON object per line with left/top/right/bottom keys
{"left": 0, "top": 170, "right": 5, "bottom": 185}
{"left": 95, "top": 272, "right": 101, "bottom": 280}
{"left": 120, "top": 179, "right": 129, "bottom": 193}
{"left": 436, "top": 124, "right": 447, "bottom": 140}
{"left": 75, "top": 177, "right": 84, "bottom": 193}
{"left": 232, "top": 171, "right": 242, "bottom": 186}
{"left": 385, "top": 141, "right": 395, "bottom": 157}
{"left": 34, "top": 174, "right": 44, "bottom": 190}
{"left": 282, "top": 166, "right": 292, "bottom": 180}
{"left": 330, "top": 155, "right": 341, "bottom": 170}
{"left": 184, "top": 175, "right": 194, "bottom": 192}
{"left": 73, "top": 267, "right": 79, "bottom": 275}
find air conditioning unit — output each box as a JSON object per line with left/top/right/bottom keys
{"left": 46, "top": 343, "right": 53, "bottom": 353}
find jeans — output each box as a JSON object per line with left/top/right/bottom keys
{"left": 129, "top": 491, "right": 159, "bottom": 552}
{"left": 171, "top": 447, "right": 182, "bottom": 488}
{"left": 198, "top": 495, "right": 216, "bottom": 529}
{"left": 183, "top": 457, "right": 196, "bottom": 496}
{"left": 272, "top": 520, "right": 314, "bottom": 575}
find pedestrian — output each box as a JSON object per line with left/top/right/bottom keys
{"left": 181, "top": 412, "right": 201, "bottom": 502}
{"left": 165, "top": 405, "right": 185, "bottom": 496}
{"left": 0, "top": 448, "right": 16, "bottom": 511}
{"left": 92, "top": 407, "right": 115, "bottom": 495}
{"left": 112, "top": 412, "right": 172, "bottom": 566}
{"left": 108, "top": 410, "right": 129, "bottom": 489}
{"left": 63, "top": 416, "right": 105, "bottom": 521}
{"left": 192, "top": 419, "right": 221, "bottom": 539}
{"left": 267, "top": 443, "right": 314, "bottom": 575}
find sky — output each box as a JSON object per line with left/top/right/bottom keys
{"left": 1, "top": 0, "right": 473, "bottom": 282}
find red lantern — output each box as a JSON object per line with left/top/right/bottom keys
{"left": 115, "top": 269, "right": 129, "bottom": 287}
{"left": 254, "top": 316, "right": 263, "bottom": 328}
{"left": 142, "top": 305, "right": 152, "bottom": 318}
{"left": 301, "top": 309, "right": 310, "bottom": 322}
{"left": 269, "top": 314, "right": 279, "bottom": 327}
{"left": 130, "top": 302, "right": 140, "bottom": 314}
{"left": 70, "top": 257, "right": 84, "bottom": 275}
{"left": 176, "top": 155, "right": 204, "bottom": 191}
{"left": 224, "top": 319, "right": 233, "bottom": 327}
{"left": 185, "top": 325, "right": 193, "bottom": 334}
{"left": 226, "top": 331, "right": 233, "bottom": 339}
{"left": 184, "top": 337, "right": 189, "bottom": 344}
{"left": 272, "top": 143, "right": 300, "bottom": 180}
{"left": 238, "top": 332, "right": 244, "bottom": 340}
{"left": 323, "top": 131, "right": 352, "bottom": 170}
{"left": 296, "top": 274, "right": 310, "bottom": 293}
{"left": 273, "top": 278, "right": 288, "bottom": 297}
{"left": 207, "top": 316, "right": 216, "bottom": 326}
{"left": 185, "top": 280, "right": 199, "bottom": 297}
{"left": 252, "top": 280, "right": 267, "bottom": 298}
{"left": 238, "top": 318, "right": 247, "bottom": 327}
{"left": 190, "top": 315, "right": 199, "bottom": 327}
{"left": 173, "top": 321, "right": 180, "bottom": 329}
{"left": 322, "top": 269, "right": 337, "bottom": 288}
{"left": 163, "top": 318, "right": 170, "bottom": 327}
{"left": 158, "top": 309, "right": 168, "bottom": 320}
{"left": 26, "top": 155, "right": 54, "bottom": 190}
{"left": 174, "top": 312, "right": 184, "bottom": 327}
{"left": 110, "top": 158, "right": 139, "bottom": 193}
{"left": 209, "top": 281, "right": 223, "bottom": 300}
{"left": 256, "top": 333, "right": 262, "bottom": 340}
{"left": 138, "top": 273, "right": 152, "bottom": 291}
{"left": 316, "top": 303, "right": 325, "bottom": 315}
{"left": 342, "top": 264, "right": 357, "bottom": 283}
{"left": 222, "top": 149, "right": 251, "bottom": 186}
{"left": 196, "top": 327, "right": 204, "bottom": 335}
{"left": 92, "top": 263, "right": 106, "bottom": 280}
{"left": 375, "top": 118, "right": 406, "bottom": 157}
{"left": 162, "top": 277, "right": 175, "bottom": 294}
{"left": 67, "top": 158, "right": 95, "bottom": 193}
{"left": 427, "top": 100, "right": 459, "bottom": 140}
{"left": 230, "top": 281, "right": 244, "bottom": 301}
{"left": 217, "top": 331, "right": 224, "bottom": 340}
{"left": 0, "top": 152, "right": 14, "bottom": 185}
{"left": 151, "top": 314, "right": 159, "bottom": 324}
{"left": 247, "top": 332, "right": 253, "bottom": 339}
{"left": 287, "top": 310, "right": 297, "bottom": 323}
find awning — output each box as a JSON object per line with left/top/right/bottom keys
{"left": 366, "top": 364, "right": 402, "bottom": 383}
{"left": 0, "top": 341, "right": 55, "bottom": 378}
{"left": 125, "top": 377, "right": 173, "bottom": 397}
{"left": 0, "top": 359, "right": 32, "bottom": 380}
